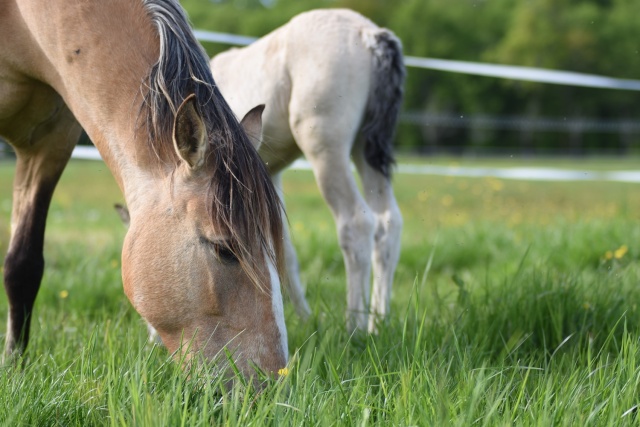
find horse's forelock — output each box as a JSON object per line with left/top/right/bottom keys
{"left": 205, "top": 134, "right": 285, "bottom": 290}
{"left": 140, "top": 0, "right": 285, "bottom": 288}
{"left": 141, "top": 0, "right": 216, "bottom": 162}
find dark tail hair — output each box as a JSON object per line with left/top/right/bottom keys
{"left": 361, "top": 29, "right": 406, "bottom": 179}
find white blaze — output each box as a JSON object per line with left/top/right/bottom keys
{"left": 266, "top": 252, "right": 288, "bottom": 361}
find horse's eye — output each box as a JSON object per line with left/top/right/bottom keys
{"left": 200, "top": 236, "right": 238, "bottom": 264}
{"left": 215, "top": 244, "right": 238, "bottom": 264}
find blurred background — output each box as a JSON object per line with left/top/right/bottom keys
{"left": 1, "top": 0, "right": 638, "bottom": 159}
{"left": 183, "top": 0, "right": 640, "bottom": 157}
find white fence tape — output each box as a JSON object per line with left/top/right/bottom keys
{"left": 193, "top": 30, "right": 257, "bottom": 46}
{"left": 194, "top": 28, "right": 640, "bottom": 91}
{"left": 67, "top": 147, "right": 640, "bottom": 183}
{"left": 395, "top": 162, "right": 640, "bottom": 183}
{"left": 404, "top": 57, "right": 640, "bottom": 91}
{"left": 71, "top": 146, "right": 103, "bottom": 160}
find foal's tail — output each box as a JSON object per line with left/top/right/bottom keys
{"left": 361, "top": 28, "right": 406, "bottom": 179}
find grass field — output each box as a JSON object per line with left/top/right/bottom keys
{"left": 1, "top": 158, "right": 640, "bottom": 425}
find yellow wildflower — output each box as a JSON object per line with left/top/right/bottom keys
{"left": 59, "top": 290, "right": 69, "bottom": 299}
{"left": 441, "top": 195, "right": 453, "bottom": 207}
{"left": 278, "top": 367, "right": 289, "bottom": 377}
{"left": 510, "top": 212, "right": 523, "bottom": 226}
{"left": 614, "top": 245, "right": 628, "bottom": 259}
{"left": 604, "top": 251, "right": 613, "bottom": 260}
{"left": 488, "top": 178, "right": 504, "bottom": 192}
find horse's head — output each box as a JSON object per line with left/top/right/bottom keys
{"left": 121, "top": 94, "right": 286, "bottom": 381}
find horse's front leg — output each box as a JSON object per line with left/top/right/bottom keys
{"left": 3, "top": 108, "right": 80, "bottom": 362}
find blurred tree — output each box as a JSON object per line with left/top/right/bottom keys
{"left": 180, "top": 0, "right": 640, "bottom": 154}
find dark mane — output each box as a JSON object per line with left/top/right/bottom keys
{"left": 141, "top": 0, "right": 283, "bottom": 285}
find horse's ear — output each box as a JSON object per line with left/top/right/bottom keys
{"left": 173, "top": 94, "right": 208, "bottom": 169}
{"left": 240, "top": 104, "right": 265, "bottom": 150}
{"left": 114, "top": 203, "right": 130, "bottom": 227}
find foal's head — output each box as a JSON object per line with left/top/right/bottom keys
{"left": 122, "top": 94, "right": 286, "bottom": 380}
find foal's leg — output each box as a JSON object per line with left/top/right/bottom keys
{"left": 3, "top": 110, "right": 81, "bottom": 361}
{"left": 311, "top": 153, "right": 374, "bottom": 331}
{"left": 353, "top": 150, "right": 403, "bottom": 333}
{"left": 272, "top": 172, "right": 311, "bottom": 320}
{"left": 294, "top": 125, "right": 375, "bottom": 331}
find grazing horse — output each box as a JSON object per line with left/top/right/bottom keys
{"left": 0, "top": 0, "right": 287, "bottom": 378}
{"left": 211, "top": 9, "right": 405, "bottom": 332}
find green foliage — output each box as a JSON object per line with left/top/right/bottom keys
{"left": 180, "top": 0, "right": 640, "bottom": 153}
{"left": 2, "top": 159, "right": 640, "bottom": 424}
{"left": 0, "top": 218, "right": 7, "bottom": 261}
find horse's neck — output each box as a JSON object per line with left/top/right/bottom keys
{"left": 18, "top": 0, "right": 162, "bottom": 190}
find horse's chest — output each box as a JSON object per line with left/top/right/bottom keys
{"left": 0, "top": 77, "right": 66, "bottom": 146}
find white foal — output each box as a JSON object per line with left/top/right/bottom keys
{"left": 211, "top": 9, "right": 405, "bottom": 332}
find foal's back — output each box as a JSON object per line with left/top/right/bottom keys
{"left": 211, "top": 9, "right": 379, "bottom": 173}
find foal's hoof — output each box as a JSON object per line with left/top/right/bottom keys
{"left": 346, "top": 312, "right": 369, "bottom": 334}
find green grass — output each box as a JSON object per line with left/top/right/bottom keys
{"left": 1, "top": 158, "right": 640, "bottom": 425}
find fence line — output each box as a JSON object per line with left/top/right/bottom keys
{"left": 401, "top": 113, "right": 640, "bottom": 134}
{"left": 58, "top": 147, "right": 640, "bottom": 183}
{"left": 195, "top": 29, "right": 640, "bottom": 91}
{"left": 403, "top": 57, "right": 640, "bottom": 91}
{"left": 193, "top": 29, "right": 258, "bottom": 46}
